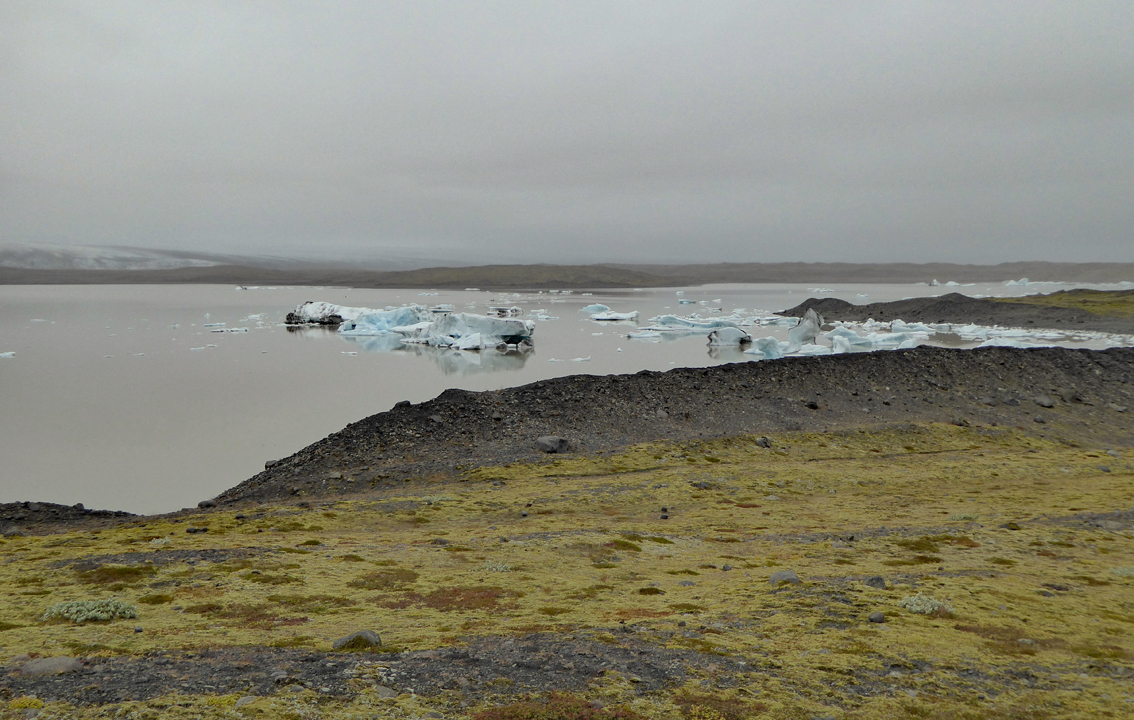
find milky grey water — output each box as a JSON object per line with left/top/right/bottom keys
{"left": 1, "top": 281, "right": 1127, "bottom": 514}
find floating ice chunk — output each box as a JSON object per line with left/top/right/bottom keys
{"left": 488, "top": 306, "right": 523, "bottom": 317}
{"left": 743, "top": 337, "right": 785, "bottom": 360}
{"left": 418, "top": 292, "right": 439, "bottom": 296}
{"left": 341, "top": 351, "right": 358, "bottom": 355}
{"left": 807, "top": 288, "right": 833, "bottom": 293}
{"left": 0, "top": 352, "right": 14, "bottom": 358}
{"left": 571, "top": 356, "right": 591, "bottom": 362}
{"left": 890, "top": 319, "right": 936, "bottom": 333}
{"left": 202, "top": 322, "right": 225, "bottom": 328}
{"left": 793, "top": 343, "right": 832, "bottom": 356}
{"left": 400, "top": 312, "right": 535, "bottom": 349}
{"left": 339, "top": 306, "right": 434, "bottom": 336}
{"left": 648, "top": 314, "right": 740, "bottom": 331}
{"left": 707, "top": 327, "right": 752, "bottom": 346}
{"left": 548, "top": 358, "right": 564, "bottom": 362}
{"left": 930, "top": 279, "right": 940, "bottom": 286}
{"left": 1004, "top": 278, "right": 1030, "bottom": 286}
{"left": 287, "top": 301, "right": 377, "bottom": 325}
{"left": 580, "top": 304, "right": 610, "bottom": 313}
{"left": 787, "top": 308, "right": 824, "bottom": 348}
{"left": 627, "top": 330, "right": 662, "bottom": 340}
{"left": 678, "top": 299, "right": 696, "bottom": 305}
{"left": 190, "top": 347, "right": 206, "bottom": 351}
{"left": 590, "top": 310, "right": 639, "bottom": 321}
{"left": 591, "top": 332, "right": 604, "bottom": 336}
{"left": 675, "top": 291, "right": 684, "bottom": 295}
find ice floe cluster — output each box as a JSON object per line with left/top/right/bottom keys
{"left": 289, "top": 301, "right": 535, "bottom": 351}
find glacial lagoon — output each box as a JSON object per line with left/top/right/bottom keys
{"left": 1, "top": 281, "right": 1130, "bottom": 514}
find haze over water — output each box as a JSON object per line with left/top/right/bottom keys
{"left": 0, "top": 281, "right": 1128, "bottom": 515}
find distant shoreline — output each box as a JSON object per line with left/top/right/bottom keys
{"left": 2, "top": 260, "right": 1132, "bottom": 289}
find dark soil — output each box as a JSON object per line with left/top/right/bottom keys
{"left": 215, "top": 346, "right": 1133, "bottom": 508}
{"left": 781, "top": 292, "right": 1134, "bottom": 334}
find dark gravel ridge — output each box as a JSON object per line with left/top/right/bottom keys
{"left": 214, "top": 346, "right": 1134, "bottom": 507}
{"left": 0, "top": 502, "right": 135, "bottom": 536}
{"left": 781, "top": 292, "right": 1134, "bottom": 334}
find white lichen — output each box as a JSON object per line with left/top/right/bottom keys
{"left": 897, "top": 592, "right": 953, "bottom": 615}
{"left": 478, "top": 560, "right": 513, "bottom": 572}
{"left": 42, "top": 598, "right": 138, "bottom": 623}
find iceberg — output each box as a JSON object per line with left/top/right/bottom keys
{"left": 707, "top": 327, "right": 752, "bottom": 346}
{"left": 399, "top": 312, "right": 535, "bottom": 349}
{"left": 743, "top": 336, "right": 786, "bottom": 360}
{"left": 890, "top": 319, "right": 937, "bottom": 333}
{"left": 627, "top": 330, "right": 663, "bottom": 341}
{"left": 338, "top": 306, "right": 435, "bottom": 336}
{"left": 646, "top": 314, "right": 741, "bottom": 331}
{"left": 579, "top": 304, "right": 610, "bottom": 313}
{"left": 590, "top": 310, "right": 640, "bottom": 321}
{"left": 787, "top": 308, "right": 824, "bottom": 349}
{"left": 286, "top": 301, "right": 376, "bottom": 325}
{"left": 0, "top": 351, "right": 14, "bottom": 358}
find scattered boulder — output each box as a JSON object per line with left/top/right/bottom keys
{"left": 1034, "top": 395, "right": 1056, "bottom": 408}
{"left": 754, "top": 437, "right": 772, "bottom": 448}
{"left": 535, "top": 436, "right": 570, "bottom": 454}
{"left": 21, "top": 656, "right": 82, "bottom": 677}
{"left": 769, "top": 570, "right": 801, "bottom": 585}
{"left": 2, "top": 526, "right": 24, "bottom": 538}
{"left": 864, "top": 576, "right": 886, "bottom": 589}
{"left": 333, "top": 630, "right": 382, "bottom": 650}
{"left": 197, "top": 499, "right": 216, "bottom": 509}
{"left": 868, "top": 611, "right": 886, "bottom": 623}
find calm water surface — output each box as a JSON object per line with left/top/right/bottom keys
{"left": 0, "top": 281, "right": 1124, "bottom": 513}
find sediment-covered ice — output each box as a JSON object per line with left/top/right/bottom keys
{"left": 787, "top": 308, "right": 824, "bottom": 349}
{"left": 707, "top": 327, "right": 752, "bottom": 346}
{"left": 286, "top": 301, "right": 377, "bottom": 325}
{"left": 590, "top": 310, "right": 640, "bottom": 321}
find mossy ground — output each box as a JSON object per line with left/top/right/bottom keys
{"left": 2, "top": 423, "right": 1132, "bottom": 719}
{"left": 994, "top": 289, "right": 1134, "bottom": 318}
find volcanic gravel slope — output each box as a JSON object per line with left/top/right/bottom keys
{"left": 781, "top": 292, "right": 1134, "bottom": 334}
{"left": 215, "top": 346, "right": 1134, "bottom": 507}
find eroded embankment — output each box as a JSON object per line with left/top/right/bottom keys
{"left": 217, "top": 346, "right": 1134, "bottom": 507}
{"left": 1, "top": 423, "right": 1132, "bottom": 719}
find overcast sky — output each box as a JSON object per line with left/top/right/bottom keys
{"left": 3, "top": 1, "right": 1133, "bottom": 266}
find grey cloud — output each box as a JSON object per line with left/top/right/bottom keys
{"left": 2, "top": 1, "right": 1132, "bottom": 265}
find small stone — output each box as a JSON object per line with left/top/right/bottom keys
{"left": 328, "top": 472, "right": 342, "bottom": 480}
{"left": 375, "top": 685, "right": 399, "bottom": 698}
{"left": 21, "top": 657, "right": 83, "bottom": 677}
{"left": 73, "top": 502, "right": 85, "bottom": 511}
{"left": 520, "top": 511, "right": 528, "bottom": 517}
{"left": 722, "top": 564, "right": 732, "bottom": 571}
{"left": 332, "top": 630, "right": 382, "bottom": 650}
{"left": 394, "top": 400, "right": 411, "bottom": 408}
{"left": 999, "top": 522, "right": 1022, "bottom": 531}
{"left": 590, "top": 700, "right": 605, "bottom": 710}
{"left": 2, "top": 526, "right": 24, "bottom": 538}
{"left": 134, "top": 626, "right": 143, "bottom": 633}
{"left": 754, "top": 437, "right": 772, "bottom": 448}
{"left": 660, "top": 514, "right": 669, "bottom": 520}
{"left": 769, "top": 570, "right": 800, "bottom": 585}
{"left": 430, "top": 538, "right": 450, "bottom": 546}
{"left": 656, "top": 409, "right": 668, "bottom": 418}
{"left": 868, "top": 611, "right": 885, "bottom": 623}
{"left": 235, "top": 697, "right": 257, "bottom": 708}
{"left": 534, "top": 436, "right": 570, "bottom": 454}
{"left": 1034, "top": 395, "right": 1055, "bottom": 408}
{"left": 1033, "top": 415, "right": 1046, "bottom": 424}
{"left": 864, "top": 576, "right": 886, "bottom": 589}
{"left": 429, "top": 414, "right": 444, "bottom": 424}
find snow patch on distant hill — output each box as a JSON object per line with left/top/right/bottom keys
{"left": 0, "top": 243, "right": 221, "bottom": 271}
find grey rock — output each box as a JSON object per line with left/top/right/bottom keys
{"left": 754, "top": 436, "right": 772, "bottom": 448}
{"left": 197, "top": 499, "right": 216, "bottom": 509}
{"left": 868, "top": 611, "right": 886, "bottom": 623}
{"left": 769, "top": 570, "right": 801, "bottom": 585}
{"left": 678, "top": 580, "right": 696, "bottom": 587}
{"left": 1034, "top": 395, "right": 1055, "bottom": 408}
{"left": 375, "top": 684, "right": 399, "bottom": 698}
{"left": 864, "top": 576, "right": 886, "bottom": 589}
{"left": 656, "top": 408, "right": 668, "bottom": 418}
{"left": 2, "top": 526, "right": 24, "bottom": 538}
{"left": 430, "top": 538, "right": 450, "bottom": 546}
{"left": 21, "top": 656, "right": 82, "bottom": 677}
{"left": 72, "top": 503, "right": 85, "bottom": 511}
{"left": 235, "top": 697, "right": 257, "bottom": 708}
{"left": 328, "top": 472, "right": 342, "bottom": 480}
{"left": 534, "top": 436, "right": 570, "bottom": 453}
{"left": 429, "top": 414, "right": 444, "bottom": 424}
{"left": 722, "top": 564, "right": 732, "bottom": 571}
{"left": 27, "top": 503, "right": 40, "bottom": 512}
{"left": 1033, "top": 415, "right": 1046, "bottom": 423}
{"left": 332, "top": 629, "right": 382, "bottom": 650}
